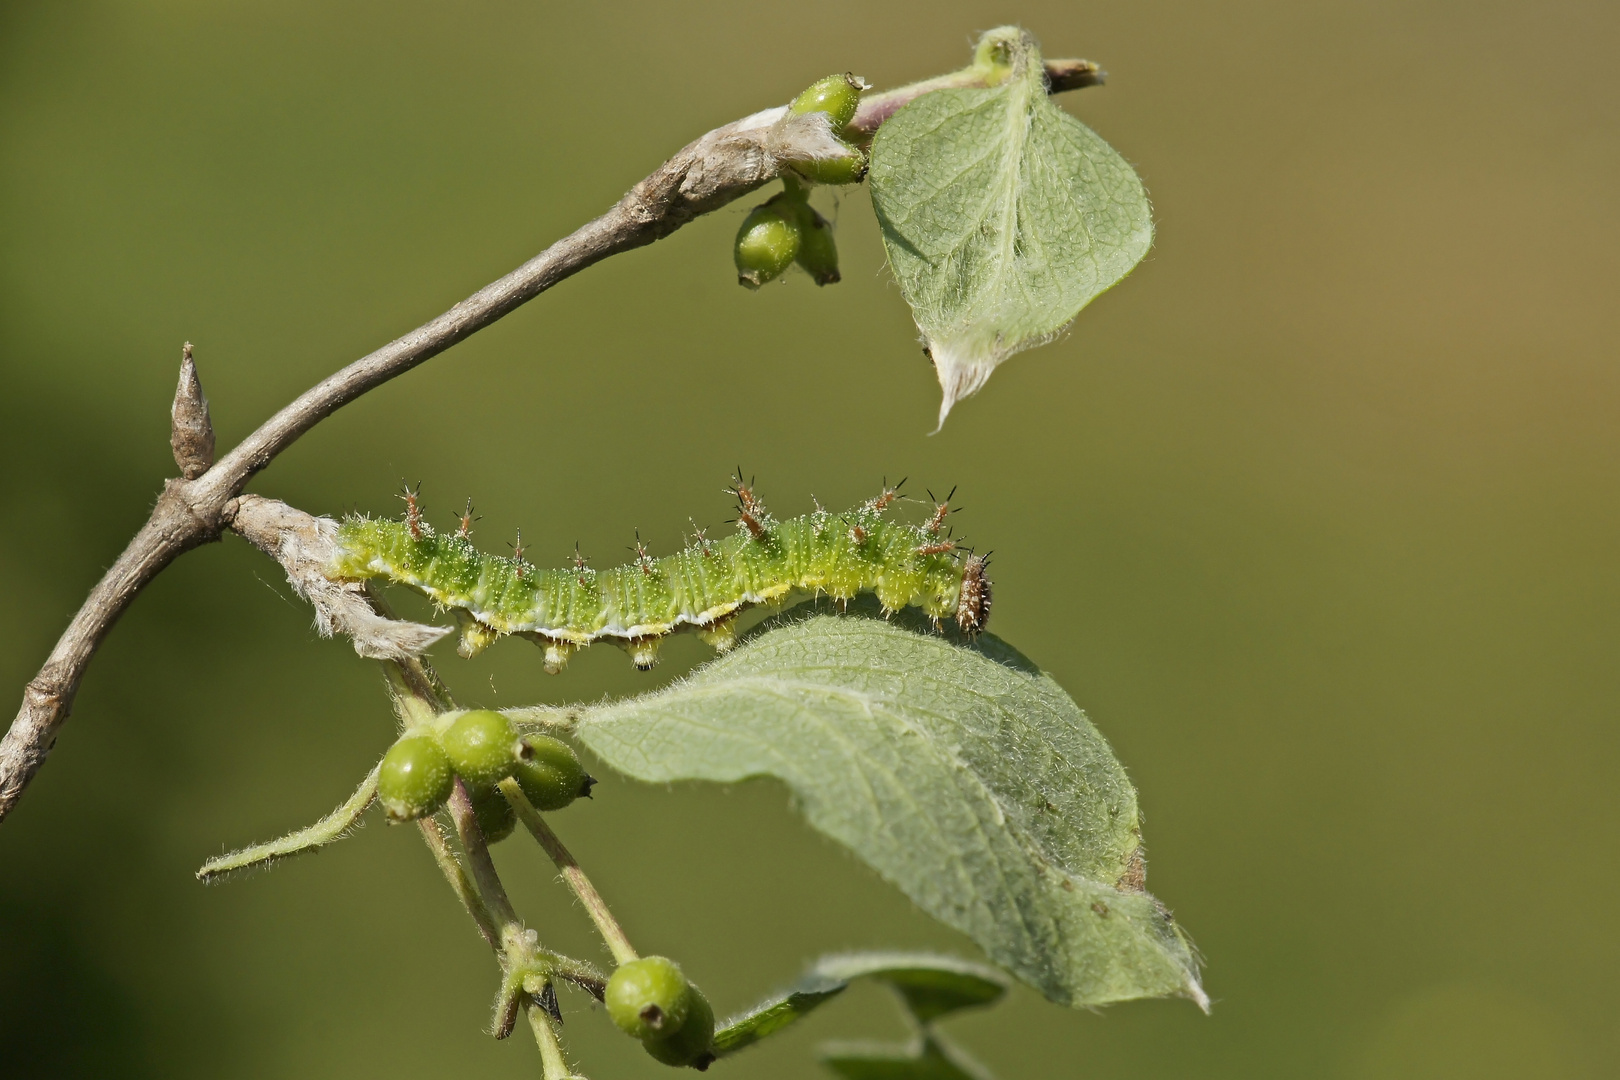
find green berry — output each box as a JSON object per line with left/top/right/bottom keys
{"left": 786, "top": 73, "right": 866, "bottom": 187}
{"left": 734, "top": 202, "right": 802, "bottom": 289}
{"left": 514, "top": 735, "right": 591, "bottom": 812}
{"left": 378, "top": 734, "right": 453, "bottom": 822}
{"left": 440, "top": 709, "right": 519, "bottom": 789}
{"left": 790, "top": 146, "right": 868, "bottom": 186}
{"left": 792, "top": 204, "right": 839, "bottom": 286}
{"left": 642, "top": 986, "right": 715, "bottom": 1070}
{"left": 471, "top": 787, "right": 517, "bottom": 844}
{"left": 790, "top": 73, "right": 862, "bottom": 133}
{"left": 606, "top": 956, "right": 695, "bottom": 1041}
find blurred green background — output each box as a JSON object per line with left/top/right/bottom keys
{"left": 2, "top": 1, "right": 1615, "bottom": 1076}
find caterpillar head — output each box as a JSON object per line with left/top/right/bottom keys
{"left": 955, "top": 554, "right": 991, "bottom": 635}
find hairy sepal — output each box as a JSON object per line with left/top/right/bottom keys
{"left": 763, "top": 108, "right": 858, "bottom": 172}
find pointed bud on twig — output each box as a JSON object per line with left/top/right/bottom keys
{"left": 171, "top": 342, "right": 215, "bottom": 479}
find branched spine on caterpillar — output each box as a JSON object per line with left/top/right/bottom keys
{"left": 330, "top": 478, "right": 991, "bottom": 673}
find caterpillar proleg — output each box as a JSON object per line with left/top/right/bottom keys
{"left": 330, "top": 480, "right": 990, "bottom": 673}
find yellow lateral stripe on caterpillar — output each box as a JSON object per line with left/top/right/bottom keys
{"left": 329, "top": 481, "right": 990, "bottom": 673}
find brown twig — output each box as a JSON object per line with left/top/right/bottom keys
{"left": 0, "top": 63, "right": 1100, "bottom": 824}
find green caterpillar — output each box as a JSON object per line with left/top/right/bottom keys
{"left": 330, "top": 479, "right": 990, "bottom": 673}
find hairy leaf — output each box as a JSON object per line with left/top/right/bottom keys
{"left": 821, "top": 1034, "right": 991, "bottom": 1080}
{"left": 197, "top": 764, "right": 379, "bottom": 881}
{"left": 714, "top": 952, "right": 1007, "bottom": 1056}
{"left": 714, "top": 972, "right": 847, "bottom": 1056}
{"left": 575, "top": 601, "right": 1205, "bottom": 1010}
{"left": 868, "top": 27, "right": 1153, "bottom": 428}
{"left": 814, "top": 952, "right": 1007, "bottom": 1024}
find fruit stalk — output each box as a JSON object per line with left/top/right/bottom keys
{"left": 418, "top": 815, "right": 501, "bottom": 949}
{"left": 502, "top": 778, "right": 640, "bottom": 966}
{"left": 527, "top": 1002, "right": 578, "bottom": 1080}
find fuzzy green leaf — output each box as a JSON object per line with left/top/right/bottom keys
{"left": 812, "top": 953, "right": 1006, "bottom": 1025}
{"left": 820, "top": 1034, "right": 991, "bottom": 1080}
{"left": 714, "top": 952, "right": 1007, "bottom": 1057}
{"left": 713, "top": 972, "right": 847, "bottom": 1056}
{"left": 574, "top": 601, "right": 1205, "bottom": 1010}
{"left": 197, "top": 764, "right": 379, "bottom": 881}
{"left": 868, "top": 27, "right": 1153, "bottom": 428}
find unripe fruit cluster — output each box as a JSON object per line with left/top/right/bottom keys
{"left": 606, "top": 956, "right": 716, "bottom": 1070}
{"left": 733, "top": 73, "right": 865, "bottom": 291}
{"left": 735, "top": 192, "right": 841, "bottom": 289}
{"left": 377, "top": 710, "right": 592, "bottom": 834}
{"left": 787, "top": 73, "right": 867, "bottom": 186}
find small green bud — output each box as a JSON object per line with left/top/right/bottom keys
{"left": 792, "top": 203, "right": 839, "bottom": 286}
{"left": 789, "top": 73, "right": 863, "bottom": 133}
{"left": 377, "top": 735, "right": 454, "bottom": 822}
{"left": 471, "top": 786, "right": 517, "bottom": 844}
{"left": 972, "top": 27, "right": 1023, "bottom": 85}
{"left": 606, "top": 956, "right": 695, "bottom": 1041}
{"left": 734, "top": 202, "right": 802, "bottom": 289}
{"left": 642, "top": 986, "right": 715, "bottom": 1070}
{"left": 514, "top": 734, "right": 591, "bottom": 812}
{"left": 440, "top": 709, "right": 518, "bottom": 789}
{"left": 790, "top": 146, "right": 868, "bottom": 186}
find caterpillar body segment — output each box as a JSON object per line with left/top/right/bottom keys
{"left": 330, "top": 486, "right": 989, "bottom": 673}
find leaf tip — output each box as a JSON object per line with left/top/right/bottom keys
{"left": 1187, "top": 975, "right": 1212, "bottom": 1015}
{"left": 927, "top": 339, "right": 1000, "bottom": 431}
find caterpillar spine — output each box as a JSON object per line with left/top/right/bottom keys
{"left": 330, "top": 479, "right": 990, "bottom": 674}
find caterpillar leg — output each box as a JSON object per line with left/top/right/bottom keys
{"left": 455, "top": 611, "right": 501, "bottom": 658}
{"left": 695, "top": 614, "right": 739, "bottom": 653}
{"left": 621, "top": 637, "right": 661, "bottom": 672}
{"left": 535, "top": 637, "right": 577, "bottom": 675}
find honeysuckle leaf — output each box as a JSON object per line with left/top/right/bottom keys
{"left": 713, "top": 952, "right": 1007, "bottom": 1057}
{"left": 573, "top": 600, "right": 1206, "bottom": 1010}
{"left": 814, "top": 952, "right": 1007, "bottom": 1024}
{"left": 820, "top": 1033, "right": 991, "bottom": 1080}
{"left": 713, "top": 971, "right": 847, "bottom": 1056}
{"left": 868, "top": 27, "right": 1153, "bottom": 428}
{"left": 197, "top": 763, "right": 379, "bottom": 881}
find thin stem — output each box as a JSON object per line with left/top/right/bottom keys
{"left": 418, "top": 816, "right": 501, "bottom": 950}
{"left": 450, "top": 779, "right": 521, "bottom": 930}
{"left": 381, "top": 657, "right": 453, "bottom": 730}
{"left": 849, "top": 56, "right": 1103, "bottom": 136}
{"left": 527, "top": 1002, "right": 576, "bottom": 1080}
{"left": 501, "top": 779, "right": 638, "bottom": 967}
